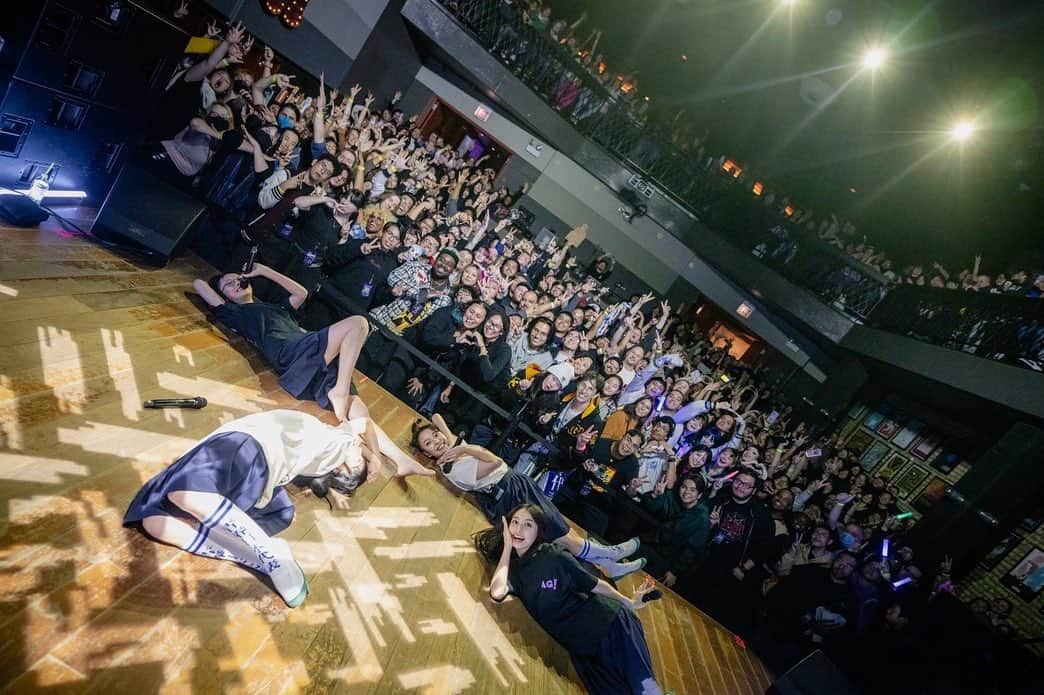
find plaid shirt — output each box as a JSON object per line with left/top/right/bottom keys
{"left": 369, "top": 291, "right": 451, "bottom": 332}
{"left": 386, "top": 258, "right": 434, "bottom": 298}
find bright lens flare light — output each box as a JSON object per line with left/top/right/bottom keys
{"left": 862, "top": 47, "right": 887, "bottom": 70}
{"left": 951, "top": 121, "right": 975, "bottom": 142}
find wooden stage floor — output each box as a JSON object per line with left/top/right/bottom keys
{"left": 0, "top": 220, "right": 773, "bottom": 694}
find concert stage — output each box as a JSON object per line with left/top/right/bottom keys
{"left": 0, "top": 219, "right": 773, "bottom": 693}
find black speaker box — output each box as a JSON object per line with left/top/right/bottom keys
{"left": 768, "top": 650, "right": 858, "bottom": 695}
{"left": 811, "top": 356, "right": 868, "bottom": 420}
{"left": 0, "top": 195, "right": 49, "bottom": 226}
{"left": 905, "top": 422, "right": 1044, "bottom": 573}
{"left": 91, "top": 162, "right": 205, "bottom": 264}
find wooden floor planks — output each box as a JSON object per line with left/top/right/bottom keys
{"left": 0, "top": 223, "right": 773, "bottom": 694}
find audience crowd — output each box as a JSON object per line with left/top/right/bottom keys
{"left": 448, "top": 1, "right": 1044, "bottom": 310}
{"left": 148, "top": 14, "right": 1009, "bottom": 690}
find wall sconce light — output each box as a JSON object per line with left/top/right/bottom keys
{"left": 263, "top": 0, "right": 311, "bottom": 28}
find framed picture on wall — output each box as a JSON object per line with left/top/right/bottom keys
{"left": 875, "top": 418, "right": 901, "bottom": 440}
{"left": 848, "top": 403, "right": 866, "bottom": 420}
{"left": 892, "top": 420, "right": 924, "bottom": 449}
{"left": 1000, "top": 547, "right": 1044, "bottom": 601}
{"left": 913, "top": 477, "right": 948, "bottom": 512}
{"left": 980, "top": 532, "right": 1021, "bottom": 571}
{"left": 859, "top": 441, "right": 891, "bottom": 472}
{"left": 876, "top": 451, "right": 908, "bottom": 481}
{"left": 932, "top": 439, "right": 973, "bottom": 475}
{"left": 845, "top": 430, "right": 874, "bottom": 458}
{"left": 863, "top": 410, "right": 886, "bottom": 431}
{"left": 1021, "top": 507, "right": 1044, "bottom": 534}
{"left": 931, "top": 450, "right": 961, "bottom": 475}
{"left": 911, "top": 433, "right": 941, "bottom": 461}
{"left": 895, "top": 465, "right": 930, "bottom": 499}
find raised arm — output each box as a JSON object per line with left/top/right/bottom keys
{"left": 192, "top": 278, "right": 226, "bottom": 307}
{"left": 243, "top": 262, "right": 308, "bottom": 309}
{"left": 489, "top": 518, "right": 513, "bottom": 602}
{"left": 185, "top": 22, "right": 244, "bottom": 83}
{"left": 313, "top": 72, "right": 327, "bottom": 144}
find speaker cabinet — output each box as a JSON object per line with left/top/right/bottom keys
{"left": 768, "top": 650, "right": 858, "bottom": 695}
{"left": 0, "top": 195, "right": 49, "bottom": 226}
{"left": 91, "top": 162, "right": 204, "bottom": 264}
{"left": 906, "top": 422, "right": 1044, "bottom": 574}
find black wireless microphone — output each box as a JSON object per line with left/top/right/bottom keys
{"left": 239, "top": 246, "right": 259, "bottom": 288}
{"left": 642, "top": 589, "right": 663, "bottom": 604}
{"left": 143, "top": 397, "right": 208, "bottom": 409}
{"left": 441, "top": 433, "right": 466, "bottom": 474}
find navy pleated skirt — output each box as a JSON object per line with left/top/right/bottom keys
{"left": 123, "top": 431, "right": 296, "bottom": 536}
{"left": 275, "top": 326, "right": 357, "bottom": 411}
{"left": 571, "top": 610, "right": 660, "bottom": 695}
{"left": 475, "top": 468, "right": 570, "bottom": 541}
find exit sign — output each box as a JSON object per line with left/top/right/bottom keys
{"left": 474, "top": 104, "right": 491, "bottom": 121}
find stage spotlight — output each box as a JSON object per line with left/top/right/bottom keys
{"left": 951, "top": 121, "right": 975, "bottom": 142}
{"left": 862, "top": 47, "right": 887, "bottom": 70}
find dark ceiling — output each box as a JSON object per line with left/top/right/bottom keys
{"left": 547, "top": 0, "right": 1044, "bottom": 269}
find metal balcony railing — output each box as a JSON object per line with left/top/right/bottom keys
{"left": 866, "top": 286, "right": 1044, "bottom": 370}
{"left": 436, "top": 0, "right": 1044, "bottom": 372}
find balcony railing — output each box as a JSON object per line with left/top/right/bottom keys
{"left": 437, "top": 0, "right": 889, "bottom": 319}
{"left": 866, "top": 286, "right": 1044, "bottom": 370}
{"left": 436, "top": 0, "right": 1044, "bottom": 373}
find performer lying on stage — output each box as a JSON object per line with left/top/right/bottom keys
{"left": 192, "top": 263, "right": 431, "bottom": 479}
{"left": 193, "top": 262, "right": 362, "bottom": 422}
{"left": 413, "top": 414, "right": 645, "bottom": 580}
{"left": 475, "top": 505, "right": 663, "bottom": 695}
{"left": 124, "top": 409, "right": 430, "bottom": 607}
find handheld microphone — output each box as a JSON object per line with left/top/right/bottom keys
{"left": 441, "top": 433, "right": 466, "bottom": 474}
{"left": 143, "top": 397, "right": 208, "bottom": 409}
{"left": 642, "top": 589, "right": 663, "bottom": 603}
{"left": 239, "top": 246, "right": 258, "bottom": 288}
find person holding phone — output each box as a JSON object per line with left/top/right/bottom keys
{"left": 474, "top": 505, "right": 664, "bottom": 694}
{"left": 554, "top": 429, "right": 644, "bottom": 538}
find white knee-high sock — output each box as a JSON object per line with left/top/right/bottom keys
{"left": 576, "top": 536, "right": 641, "bottom": 562}
{"left": 588, "top": 556, "right": 646, "bottom": 581}
{"left": 179, "top": 495, "right": 305, "bottom": 603}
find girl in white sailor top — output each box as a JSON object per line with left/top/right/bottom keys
{"left": 412, "top": 414, "right": 645, "bottom": 580}
{"left": 124, "top": 409, "right": 432, "bottom": 607}
{"left": 475, "top": 504, "right": 664, "bottom": 694}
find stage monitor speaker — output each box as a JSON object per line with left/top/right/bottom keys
{"left": 905, "top": 422, "right": 1044, "bottom": 574}
{"left": 0, "top": 195, "right": 49, "bottom": 226}
{"left": 92, "top": 162, "right": 205, "bottom": 264}
{"left": 767, "top": 650, "right": 858, "bottom": 695}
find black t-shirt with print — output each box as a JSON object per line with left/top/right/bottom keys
{"left": 707, "top": 496, "right": 774, "bottom": 570}
{"left": 508, "top": 543, "right": 623, "bottom": 656}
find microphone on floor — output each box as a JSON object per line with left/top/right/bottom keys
{"left": 143, "top": 397, "right": 208, "bottom": 409}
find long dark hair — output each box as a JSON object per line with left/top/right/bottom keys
{"left": 410, "top": 418, "right": 438, "bottom": 455}
{"left": 472, "top": 504, "right": 548, "bottom": 564}
{"left": 293, "top": 466, "right": 365, "bottom": 509}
